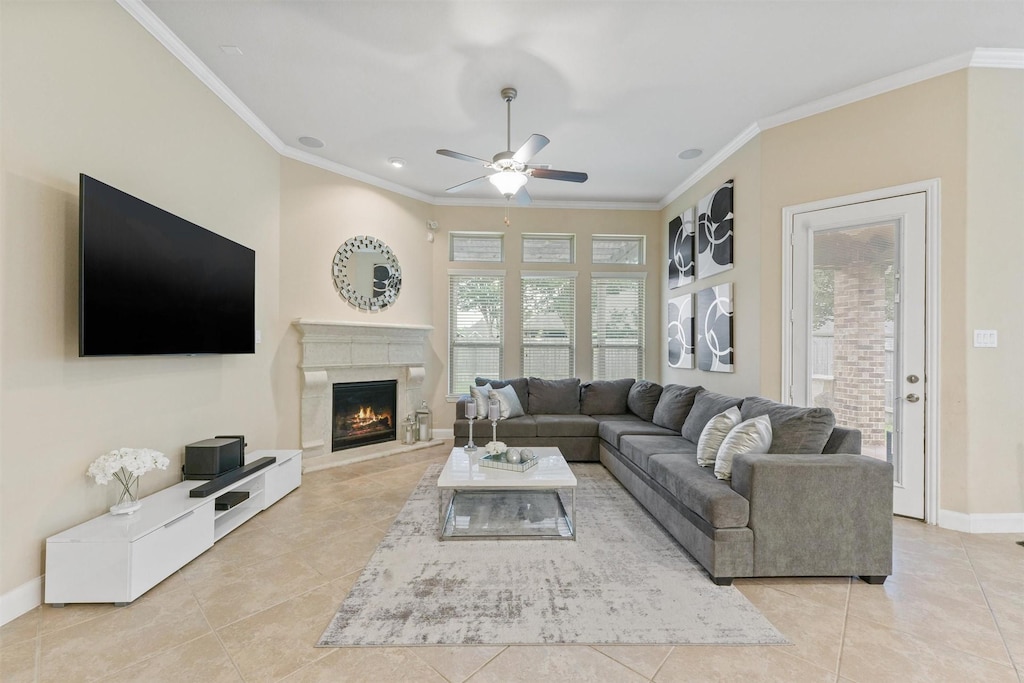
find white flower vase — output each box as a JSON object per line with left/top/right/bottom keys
{"left": 110, "top": 475, "right": 141, "bottom": 515}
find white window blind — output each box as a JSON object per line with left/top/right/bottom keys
{"left": 523, "top": 234, "right": 575, "bottom": 263}
{"left": 449, "top": 274, "right": 504, "bottom": 394}
{"left": 592, "top": 235, "right": 645, "bottom": 265}
{"left": 521, "top": 274, "right": 575, "bottom": 379}
{"left": 450, "top": 233, "right": 504, "bottom": 262}
{"left": 592, "top": 275, "right": 645, "bottom": 380}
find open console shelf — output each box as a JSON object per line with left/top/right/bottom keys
{"left": 44, "top": 449, "right": 301, "bottom": 606}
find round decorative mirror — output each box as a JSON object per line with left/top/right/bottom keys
{"left": 331, "top": 236, "right": 402, "bottom": 311}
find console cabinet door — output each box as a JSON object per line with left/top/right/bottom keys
{"left": 265, "top": 455, "right": 301, "bottom": 507}
{"left": 129, "top": 503, "right": 214, "bottom": 600}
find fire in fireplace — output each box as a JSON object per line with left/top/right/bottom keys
{"left": 332, "top": 380, "right": 398, "bottom": 451}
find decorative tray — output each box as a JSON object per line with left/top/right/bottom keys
{"left": 479, "top": 452, "right": 538, "bottom": 473}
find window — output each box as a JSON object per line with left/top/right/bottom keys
{"left": 450, "top": 233, "right": 503, "bottom": 262}
{"left": 523, "top": 234, "right": 574, "bottom": 264}
{"left": 592, "top": 275, "right": 645, "bottom": 380}
{"left": 592, "top": 235, "right": 645, "bottom": 265}
{"left": 449, "top": 273, "right": 504, "bottom": 394}
{"left": 521, "top": 273, "right": 576, "bottom": 379}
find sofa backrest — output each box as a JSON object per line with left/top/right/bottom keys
{"left": 822, "top": 426, "right": 862, "bottom": 455}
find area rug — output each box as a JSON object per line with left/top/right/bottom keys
{"left": 318, "top": 463, "right": 786, "bottom": 646}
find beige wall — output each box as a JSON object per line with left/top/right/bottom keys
{"left": 275, "top": 158, "right": 436, "bottom": 448}
{"left": 1, "top": 3, "right": 281, "bottom": 592}
{"left": 964, "top": 68, "right": 1024, "bottom": 515}
{"left": 429, "top": 205, "right": 662, "bottom": 427}
{"left": 660, "top": 139, "right": 763, "bottom": 399}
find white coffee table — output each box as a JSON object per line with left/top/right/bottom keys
{"left": 437, "top": 446, "right": 577, "bottom": 541}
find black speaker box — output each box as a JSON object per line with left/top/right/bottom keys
{"left": 183, "top": 437, "right": 244, "bottom": 480}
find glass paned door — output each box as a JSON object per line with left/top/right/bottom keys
{"left": 790, "top": 194, "right": 926, "bottom": 519}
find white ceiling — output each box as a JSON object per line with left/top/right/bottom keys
{"left": 140, "top": 0, "right": 1024, "bottom": 208}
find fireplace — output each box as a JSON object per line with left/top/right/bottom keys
{"left": 332, "top": 380, "right": 398, "bottom": 451}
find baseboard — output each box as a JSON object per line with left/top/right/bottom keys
{"left": 1, "top": 576, "right": 42, "bottom": 626}
{"left": 938, "top": 510, "right": 1024, "bottom": 534}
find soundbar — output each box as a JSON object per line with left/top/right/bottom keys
{"left": 188, "top": 456, "right": 276, "bottom": 498}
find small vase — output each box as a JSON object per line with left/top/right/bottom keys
{"left": 110, "top": 476, "right": 141, "bottom": 515}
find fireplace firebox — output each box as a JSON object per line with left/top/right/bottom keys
{"left": 332, "top": 380, "right": 398, "bottom": 452}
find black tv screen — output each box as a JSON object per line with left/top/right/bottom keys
{"left": 79, "top": 174, "right": 256, "bottom": 356}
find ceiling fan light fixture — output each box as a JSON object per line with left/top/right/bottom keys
{"left": 488, "top": 170, "right": 528, "bottom": 197}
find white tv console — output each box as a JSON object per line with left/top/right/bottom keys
{"left": 44, "top": 449, "right": 301, "bottom": 606}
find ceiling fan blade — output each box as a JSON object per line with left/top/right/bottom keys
{"left": 530, "top": 168, "right": 588, "bottom": 183}
{"left": 437, "top": 149, "right": 491, "bottom": 165}
{"left": 445, "top": 175, "right": 489, "bottom": 193}
{"left": 512, "top": 134, "right": 549, "bottom": 164}
{"left": 514, "top": 186, "right": 532, "bottom": 206}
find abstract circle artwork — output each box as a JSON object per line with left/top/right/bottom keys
{"left": 696, "top": 179, "right": 734, "bottom": 280}
{"left": 696, "top": 282, "right": 734, "bottom": 373}
{"left": 667, "top": 294, "right": 694, "bottom": 369}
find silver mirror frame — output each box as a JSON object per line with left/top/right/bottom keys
{"left": 331, "top": 236, "right": 402, "bottom": 311}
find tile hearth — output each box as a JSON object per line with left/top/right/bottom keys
{"left": 2, "top": 442, "right": 1021, "bottom": 682}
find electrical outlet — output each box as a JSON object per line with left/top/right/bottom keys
{"left": 973, "top": 329, "right": 997, "bottom": 348}
{"left": 255, "top": 329, "right": 262, "bottom": 345}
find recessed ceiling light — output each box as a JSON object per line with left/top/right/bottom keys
{"left": 678, "top": 148, "right": 703, "bottom": 160}
{"left": 298, "top": 136, "right": 325, "bottom": 148}
{"left": 219, "top": 45, "right": 243, "bottom": 56}
{"left": 388, "top": 157, "right": 406, "bottom": 169}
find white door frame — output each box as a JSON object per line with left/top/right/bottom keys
{"left": 781, "top": 179, "right": 941, "bottom": 525}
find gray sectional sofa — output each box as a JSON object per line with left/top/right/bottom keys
{"left": 453, "top": 376, "right": 893, "bottom": 586}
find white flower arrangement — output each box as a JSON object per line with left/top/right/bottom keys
{"left": 87, "top": 448, "right": 169, "bottom": 514}
{"left": 484, "top": 441, "right": 507, "bottom": 456}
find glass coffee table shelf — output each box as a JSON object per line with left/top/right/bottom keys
{"left": 436, "top": 447, "right": 577, "bottom": 541}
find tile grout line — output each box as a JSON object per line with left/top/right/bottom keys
{"left": 958, "top": 531, "right": 1021, "bottom": 678}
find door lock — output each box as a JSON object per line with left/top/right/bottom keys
{"left": 905, "top": 393, "right": 920, "bottom": 403}
{"left": 906, "top": 374, "right": 919, "bottom": 384}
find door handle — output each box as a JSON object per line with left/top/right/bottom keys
{"left": 905, "top": 393, "right": 920, "bottom": 403}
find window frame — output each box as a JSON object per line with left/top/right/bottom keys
{"left": 591, "top": 272, "right": 646, "bottom": 380}
{"left": 520, "top": 271, "right": 577, "bottom": 379}
{"left": 522, "top": 233, "right": 576, "bottom": 264}
{"left": 448, "top": 270, "right": 505, "bottom": 397}
{"left": 591, "top": 234, "right": 646, "bottom": 265}
{"left": 449, "top": 232, "right": 505, "bottom": 263}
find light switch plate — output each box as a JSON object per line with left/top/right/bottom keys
{"left": 973, "top": 329, "right": 997, "bottom": 348}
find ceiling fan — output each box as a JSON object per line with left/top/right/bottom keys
{"left": 437, "top": 87, "right": 588, "bottom": 205}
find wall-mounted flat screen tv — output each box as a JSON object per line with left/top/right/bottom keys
{"left": 79, "top": 174, "right": 256, "bottom": 356}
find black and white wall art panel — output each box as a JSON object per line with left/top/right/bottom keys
{"left": 668, "top": 207, "right": 695, "bottom": 289}
{"left": 667, "top": 294, "right": 694, "bottom": 369}
{"left": 696, "top": 179, "right": 734, "bottom": 279}
{"left": 696, "top": 283, "right": 734, "bottom": 373}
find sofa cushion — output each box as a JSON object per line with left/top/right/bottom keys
{"left": 740, "top": 396, "right": 836, "bottom": 454}
{"left": 627, "top": 381, "right": 663, "bottom": 421}
{"left": 476, "top": 377, "right": 530, "bottom": 414}
{"left": 696, "top": 406, "right": 742, "bottom": 467}
{"left": 681, "top": 391, "right": 743, "bottom": 442}
{"left": 489, "top": 415, "right": 538, "bottom": 438}
{"left": 652, "top": 384, "right": 703, "bottom": 431}
{"left": 648, "top": 453, "right": 750, "bottom": 528}
{"left": 715, "top": 415, "right": 773, "bottom": 481}
{"left": 534, "top": 415, "right": 599, "bottom": 438}
{"left": 489, "top": 385, "right": 525, "bottom": 419}
{"left": 528, "top": 377, "right": 581, "bottom": 414}
{"left": 619, "top": 434, "right": 696, "bottom": 472}
{"left": 580, "top": 378, "right": 634, "bottom": 415}
{"left": 598, "top": 419, "right": 677, "bottom": 449}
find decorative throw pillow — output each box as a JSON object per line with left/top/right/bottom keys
{"left": 652, "top": 384, "right": 703, "bottom": 431}
{"left": 468, "top": 383, "right": 492, "bottom": 419}
{"left": 696, "top": 406, "right": 742, "bottom": 467}
{"left": 580, "top": 378, "right": 635, "bottom": 415}
{"left": 626, "top": 381, "right": 664, "bottom": 422}
{"left": 488, "top": 385, "right": 525, "bottom": 419}
{"left": 476, "top": 377, "right": 529, "bottom": 413}
{"left": 714, "top": 415, "right": 772, "bottom": 481}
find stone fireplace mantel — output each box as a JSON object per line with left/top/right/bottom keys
{"left": 293, "top": 319, "right": 435, "bottom": 470}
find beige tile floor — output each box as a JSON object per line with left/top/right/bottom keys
{"left": 2, "top": 442, "right": 1021, "bottom": 683}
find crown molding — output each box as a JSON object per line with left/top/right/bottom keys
{"left": 116, "top": 0, "right": 285, "bottom": 155}
{"left": 658, "top": 47, "right": 1024, "bottom": 211}
{"left": 659, "top": 123, "right": 760, "bottom": 210}
{"left": 970, "top": 47, "right": 1024, "bottom": 68}
{"left": 115, "top": 3, "right": 1023, "bottom": 215}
